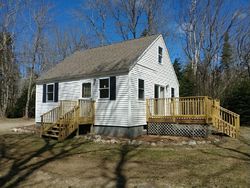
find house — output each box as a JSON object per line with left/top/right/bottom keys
{"left": 36, "top": 34, "right": 179, "bottom": 138}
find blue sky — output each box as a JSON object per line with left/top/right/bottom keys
{"left": 30, "top": 0, "right": 250, "bottom": 63}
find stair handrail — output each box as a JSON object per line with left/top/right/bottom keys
{"left": 58, "top": 105, "right": 80, "bottom": 140}
{"left": 211, "top": 103, "right": 240, "bottom": 138}
{"left": 40, "top": 106, "right": 61, "bottom": 136}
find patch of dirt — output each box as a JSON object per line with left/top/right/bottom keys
{"left": 135, "top": 134, "right": 223, "bottom": 143}
{"left": 0, "top": 118, "right": 35, "bottom": 135}
{"left": 82, "top": 133, "right": 223, "bottom": 146}
{"left": 11, "top": 124, "right": 40, "bottom": 134}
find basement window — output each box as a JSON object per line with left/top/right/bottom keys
{"left": 99, "top": 78, "right": 109, "bottom": 98}
{"left": 47, "top": 84, "right": 54, "bottom": 101}
{"left": 138, "top": 79, "right": 144, "bottom": 100}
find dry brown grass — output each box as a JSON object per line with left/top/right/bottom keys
{"left": 0, "top": 127, "right": 250, "bottom": 188}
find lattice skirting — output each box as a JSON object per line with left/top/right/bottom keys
{"left": 147, "top": 122, "right": 209, "bottom": 137}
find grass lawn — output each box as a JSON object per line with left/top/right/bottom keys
{"left": 0, "top": 127, "right": 250, "bottom": 188}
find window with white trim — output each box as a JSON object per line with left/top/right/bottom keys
{"left": 99, "top": 78, "right": 109, "bottom": 98}
{"left": 138, "top": 79, "right": 144, "bottom": 100}
{"left": 82, "top": 83, "right": 91, "bottom": 98}
{"left": 47, "top": 84, "right": 54, "bottom": 101}
{"left": 158, "top": 46, "right": 163, "bottom": 64}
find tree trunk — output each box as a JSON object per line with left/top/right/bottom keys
{"left": 24, "top": 65, "right": 34, "bottom": 119}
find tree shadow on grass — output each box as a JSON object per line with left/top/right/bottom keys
{"left": 100, "top": 144, "right": 142, "bottom": 188}
{"left": 0, "top": 134, "right": 112, "bottom": 188}
{"left": 199, "top": 142, "right": 250, "bottom": 162}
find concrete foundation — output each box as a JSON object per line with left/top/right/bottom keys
{"left": 94, "top": 125, "right": 145, "bottom": 138}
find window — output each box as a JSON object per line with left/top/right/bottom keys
{"left": 171, "top": 87, "right": 175, "bottom": 98}
{"left": 82, "top": 83, "right": 91, "bottom": 98}
{"left": 154, "top": 85, "right": 159, "bottom": 98}
{"left": 99, "top": 78, "right": 109, "bottom": 98}
{"left": 155, "top": 85, "right": 165, "bottom": 98}
{"left": 43, "top": 83, "right": 58, "bottom": 103}
{"left": 138, "top": 79, "right": 144, "bottom": 100}
{"left": 47, "top": 84, "right": 54, "bottom": 101}
{"left": 158, "top": 46, "right": 163, "bottom": 64}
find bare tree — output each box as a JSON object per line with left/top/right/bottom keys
{"left": 53, "top": 27, "right": 89, "bottom": 61}
{"left": 23, "top": 1, "right": 52, "bottom": 118}
{"left": 142, "top": 0, "right": 163, "bottom": 36}
{"left": 74, "top": 0, "right": 109, "bottom": 46}
{"left": 109, "top": 0, "right": 144, "bottom": 39}
{"left": 0, "top": 0, "right": 23, "bottom": 118}
{"left": 235, "top": 9, "right": 250, "bottom": 77}
{"left": 108, "top": 1, "right": 129, "bottom": 40}
{"left": 179, "top": 0, "right": 244, "bottom": 97}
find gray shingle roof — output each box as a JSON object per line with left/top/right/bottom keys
{"left": 37, "top": 34, "right": 160, "bottom": 83}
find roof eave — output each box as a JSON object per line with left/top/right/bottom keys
{"left": 36, "top": 69, "right": 129, "bottom": 84}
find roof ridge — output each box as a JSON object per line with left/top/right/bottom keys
{"left": 37, "top": 33, "right": 161, "bottom": 83}
{"left": 75, "top": 33, "right": 160, "bottom": 54}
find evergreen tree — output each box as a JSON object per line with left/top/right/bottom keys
{"left": 180, "top": 64, "right": 196, "bottom": 97}
{"left": 223, "top": 78, "right": 250, "bottom": 125}
{"left": 173, "top": 58, "right": 182, "bottom": 80}
{"left": 221, "top": 32, "right": 233, "bottom": 72}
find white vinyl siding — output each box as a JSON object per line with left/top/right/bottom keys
{"left": 36, "top": 75, "right": 129, "bottom": 127}
{"left": 129, "top": 36, "right": 179, "bottom": 126}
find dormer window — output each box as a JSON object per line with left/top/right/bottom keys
{"left": 158, "top": 46, "right": 163, "bottom": 64}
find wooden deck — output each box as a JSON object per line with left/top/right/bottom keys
{"left": 40, "top": 96, "right": 240, "bottom": 140}
{"left": 146, "top": 96, "right": 240, "bottom": 138}
{"left": 40, "top": 99, "right": 95, "bottom": 141}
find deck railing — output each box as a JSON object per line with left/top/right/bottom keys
{"left": 146, "top": 96, "right": 211, "bottom": 118}
{"left": 146, "top": 96, "right": 240, "bottom": 138}
{"left": 60, "top": 100, "right": 78, "bottom": 115}
{"left": 79, "top": 99, "right": 95, "bottom": 117}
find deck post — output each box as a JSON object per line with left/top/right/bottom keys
{"left": 204, "top": 96, "right": 208, "bottom": 124}
{"left": 91, "top": 101, "right": 95, "bottom": 133}
{"left": 76, "top": 125, "right": 79, "bottom": 136}
{"left": 40, "top": 116, "right": 43, "bottom": 137}
{"left": 236, "top": 115, "right": 240, "bottom": 138}
{"left": 146, "top": 99, "right": 149, "bottom": 122}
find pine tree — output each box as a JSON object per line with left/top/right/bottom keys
{"left": 180, "top": 64, "right": 196, "bottom": 96}
{"left": 223, "top": 78, "right": 250, "bottom": 125}
{"left": 173, "top": 58, "right": 182, "bottom": 80}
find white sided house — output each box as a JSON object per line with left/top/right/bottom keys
{"left": 36, "top": 34, "right": 179, "bottom": 138}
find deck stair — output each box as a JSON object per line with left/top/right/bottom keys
{"left": 40, "top": 100, "right": 95, "bottom": 141}
{"left": 146, "top": 96, "right": 240, "bottom": 138}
